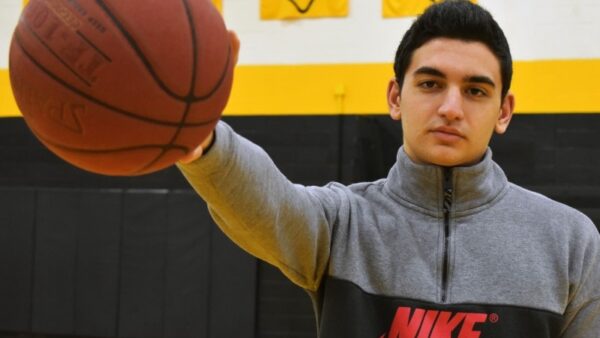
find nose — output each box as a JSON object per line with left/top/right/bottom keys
{"left": 438, "top": 87, "right": 464, "bottom": 121}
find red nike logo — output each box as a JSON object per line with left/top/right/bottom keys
{"left": 380, "top": 306, "right": 489, "bottom": 338}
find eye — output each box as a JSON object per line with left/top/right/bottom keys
{"left": 418, "top": 81, "right": 439, "bottom": 90}
{"left": 466, "top": 87, "right": 487, "bottom": 97}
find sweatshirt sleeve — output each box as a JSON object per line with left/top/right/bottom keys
{"left": 560, "top": 218, "right": 600, "bottom": 337}
{"left": 176, "top": 121, "right": 344, "bottom": 291}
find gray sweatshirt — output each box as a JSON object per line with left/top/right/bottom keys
{"left": 178, "top": 122, "right": 600, "bottom": 337}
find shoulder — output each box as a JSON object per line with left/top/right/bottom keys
{"left": 506, "top": 183, "right": 598, "bottom": 238}
{"left": 308, "top": 179, "right": 388, "bottom": 210}
{"left": 315, "top": 178, "right": 386, "bottom": 196}
{"left": 347, "top": 178, "right": 387, "bottom": 194}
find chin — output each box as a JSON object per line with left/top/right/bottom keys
{"left": 429, "top": 157, "right": 464, "bottom": 167}
{"left": 419, "top": 147, "right": 474, "bottom": 167}
{"left": 406, "top": 142, "right": 482, "bottom": 167}
{"left": 430, "top": 151, "right": 484, "bottom": 167}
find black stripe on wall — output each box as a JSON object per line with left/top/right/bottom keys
{"left": 0, "top": 188, "right": 256, "bottom": 338}
{"left": 1, "top": 114, "right": 599, "bottom": 338}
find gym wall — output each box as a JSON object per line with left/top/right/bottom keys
{"left": 1, "top": 1, "right": 599, "bottom": 338}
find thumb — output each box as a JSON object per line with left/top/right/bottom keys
{"left": 178, "top": 144, "right": 204, "bottom": 164}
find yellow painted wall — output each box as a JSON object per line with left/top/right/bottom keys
{"left": 2, "top": 1, "right": 599, "bottom": 117}
{"left": 224, "top": 59, "right": 600, "bottom": 115}
{"left": 2, "top": 60, "right": 600, "bottom": 117}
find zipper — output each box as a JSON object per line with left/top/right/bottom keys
{"left": 441, "top": 167, "right": 453, "bottom": 303}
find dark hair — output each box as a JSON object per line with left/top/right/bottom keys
{"left": 394, "top": 0, "right": 512, "bottom": 99}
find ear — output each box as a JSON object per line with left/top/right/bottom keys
{"left": 387, "top": 78, "right": 402, "bottom": 121}
{"left": 495, "top": 92, "right": 515, "bottom": 134}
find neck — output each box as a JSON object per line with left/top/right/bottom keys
{"left": 384, "top": 147, "right": 509, "bottom": 216}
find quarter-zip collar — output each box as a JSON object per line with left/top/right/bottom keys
{"left": 384, "top": 146, "right": 509, "bottom": 217}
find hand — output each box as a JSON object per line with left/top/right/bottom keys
{"left": 178, "top": 30, "right": 240, "bottom": 165}
{"left": 229, "top": 30, "right": 240, "bottom": 66}
{"left": 179, "top": 131, "right": 213, "bottom": 164}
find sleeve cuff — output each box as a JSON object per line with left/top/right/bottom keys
{"left": 176, "top": 121, "right": 234, "bottom": 176}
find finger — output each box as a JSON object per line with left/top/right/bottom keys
{"left": 228, "top": 30, "right": 240, "bottom": 66}
{"left": 178, "top": 145, "right": 204, "bottom": 164}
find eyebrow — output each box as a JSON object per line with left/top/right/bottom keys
{"left": 414, "top": 66, "right": 496, "bottom": 88}
{"left": 414, "top": 66, "right": 445, "bottom": 78}
{"left": 467, "top": 75, "right": 496, "bottom": 88}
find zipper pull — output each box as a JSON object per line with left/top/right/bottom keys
{"left": 443, "top": 168, "right": 453, "bottom": 213}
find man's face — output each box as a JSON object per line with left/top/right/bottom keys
{"left": 388, "top": 38, "right": 514, "bottom": 167}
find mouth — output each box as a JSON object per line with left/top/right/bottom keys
{"left": 430, "top": 126, "right": 465, "bottom": 142}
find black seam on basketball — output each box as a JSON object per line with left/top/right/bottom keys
{"left": 30, "top": 125, "right": 189, "bottom": 154}
{"left": 134, "top": 0, "right": 199, "bottom": 174}
{"left": 17, "top": 1, "right": 226, "bottom": 175}
{"left": 188, "top": 2, "right": 232, "bottom": 102}
{"left": 192, "top": 43, "right": 231, "bottom": 102}
{"left": 95, "top": 0, "right": 187, "bottom": 101}
{"left": 14, "top": 32, "right": 215, "bottom": 128}
{"left": 95, "top": 0, "right": 229, "bottom": 103}
{"left": 135, "top": 104, "right": 193, "bottom": 174}
{"left": 22, "top": 20, "right": 92, "bottom": 87}
{"left": 76, "top": 31, "right": 113, "bottom": 62}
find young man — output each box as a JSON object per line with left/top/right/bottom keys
{"left": 178, "top": 1, "right": 600, "bottom": 336}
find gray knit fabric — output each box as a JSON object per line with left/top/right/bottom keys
{"left": 178, "top": 122, "right": 600, "bottom": 337}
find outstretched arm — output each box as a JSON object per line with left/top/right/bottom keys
{"left": 177, "top": 122, "right": 344, "bottom": 291}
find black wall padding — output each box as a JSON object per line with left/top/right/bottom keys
{"left": 2, "top": 115, "right": 600, "bottom": 338}
{"left": 33, "top": 190, "right": 86, "bottom": 334}
{"left": 208, "top": 223, "right": 257, "bottom": 337}
{"left": 119, "top": 192, "right": 168, "bottom": 337}
{"left": 77, "top": 191, "right": 122, "bottom": 337}
{"left": 0, "top": 188, "right": 36, "bottom": 333}
{"left": 0, "top": 188, "right": 256, "bottom": 338}
{"left": 164, "top": 192, "right": 211, "bottom": 337}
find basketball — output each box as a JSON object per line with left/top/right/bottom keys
{"left": 8, "top": 0, "right": 233, "bottom": 176}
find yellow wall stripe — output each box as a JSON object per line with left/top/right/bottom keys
{"left": 512, "top": 60, "right": 600, "bottom": 114}
{"left": 226, "top": 63, "right": 389, "bottom": 115}
{"left": 1, "top": 59, "right": 599, "bottom": 118}
{"left": 226, "top": 59, "right": 600, "bottom": 115}
{"left": 0, "top": 69, "right": 19, "bottom": 118}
